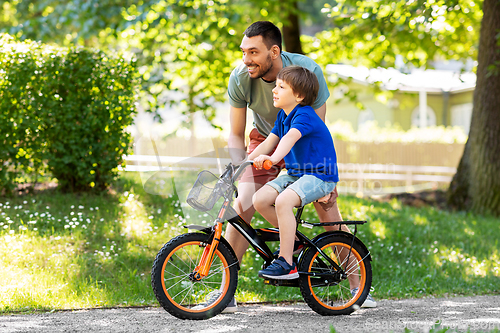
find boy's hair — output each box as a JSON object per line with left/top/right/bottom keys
{"left": 277, "top": 66, "right": 319, "bottom": 106}
{"left": 244, "top": 21, "right": 282, "bottom": 53}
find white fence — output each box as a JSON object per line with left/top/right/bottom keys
{"left": 121, "top": 155, "right": 456, "bottom": 195}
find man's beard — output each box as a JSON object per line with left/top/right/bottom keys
{"left": 250, "top": 55, "right": 274, "bottom": 80}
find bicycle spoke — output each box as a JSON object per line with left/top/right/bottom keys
{"left": 205, "top": 261, "right": 238, "bottom": 280}
{"left": 181, "top": 245, "right": 200, "bottom": 269}
{"left": 171, "top": 253, "right": 191, "bottom": 276}
{"left": 178, "top": 283, "right": 196, "bottom": 306}
{"left": 171, "top": 282, "right": 195, "bottom": 300}
{"left": 306, "top": 241, "right": 365, "bottom": 308}
{"left": 163, "top": 272, "right": 190, "bottom": 282}
{"left": 166, "top": 274, "right": 191, "bottom": 292}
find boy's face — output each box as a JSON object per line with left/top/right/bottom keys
{"left": 272, "top": 79, "right": 303, "bottom": 113}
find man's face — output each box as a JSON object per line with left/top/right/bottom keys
{"left": 240, "top": 35, "right": 274, "bottom": 79}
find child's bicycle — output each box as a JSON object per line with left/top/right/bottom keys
{"left": 151, "top": 161, "right": 372, "bottom": 320}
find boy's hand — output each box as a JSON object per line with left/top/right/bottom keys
{"left": 253, "top": 155, "right": 273, "bottom": 170}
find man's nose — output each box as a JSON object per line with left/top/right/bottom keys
{"left": 243, "top": 54, "right": 251, "bottom": 65}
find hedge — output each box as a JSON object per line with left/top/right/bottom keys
{"left": 0, "top": 34, "right": 138, "bottom": 193}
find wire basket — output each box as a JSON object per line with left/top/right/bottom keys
{"left": 187, "top": 170, "right": 225, "bottom": 212}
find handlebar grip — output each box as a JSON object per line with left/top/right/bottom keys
{"left": 263, "top": 160, "right": 273, "bottom": 170}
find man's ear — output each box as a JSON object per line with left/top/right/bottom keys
{"left": 270, "top": 45, "right": 280, "bottom": 60}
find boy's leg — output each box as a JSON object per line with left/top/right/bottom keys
{"left": 274, "top": 189, "right": 302, "bottom": 265}
{"left": 252, "top": 185, "right": 280, "bottom": 228}
{"left": 225, "top": 129, "right": 285, "bottom": 263}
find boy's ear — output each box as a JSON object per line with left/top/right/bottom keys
{"left": 295, "top": 94, "right": 305, "bottom": 104}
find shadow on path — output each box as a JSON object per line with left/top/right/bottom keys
{"left": 1, "top": 295, "right": 499, "bottom": 333}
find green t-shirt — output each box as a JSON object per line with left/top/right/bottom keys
{"left": 228, "top": 51, "right": 330, "bottom": 137}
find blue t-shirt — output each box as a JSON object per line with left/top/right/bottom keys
{"left": 271, "top": 104, "right": 339, "bottom": 182}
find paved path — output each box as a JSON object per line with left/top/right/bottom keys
{"left": 1, "top": 295, "right": 499, "bottom": 333}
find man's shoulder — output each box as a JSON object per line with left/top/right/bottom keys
{"left": 282, "top": 52, "right": 321, "bottom": 69}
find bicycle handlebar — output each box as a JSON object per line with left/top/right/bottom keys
{"left": 228, "top": 159, "right": 273, "bottom": 183}
{"left": 263, "top": 160, "right": 273, "bottom": 170}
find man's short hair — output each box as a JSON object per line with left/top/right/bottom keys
{"left": 244, "top": 21, "right": 282, "bottom": 53}
{"left": 277, "top": 66, "right": 319, "bottom": 107}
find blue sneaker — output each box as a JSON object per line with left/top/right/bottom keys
{"left": 258, "top": 256, "right": 299, "bottom": 280}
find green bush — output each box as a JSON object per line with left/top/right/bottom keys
{"left": 0, "top": 34, "right": 138, "bottom": 193}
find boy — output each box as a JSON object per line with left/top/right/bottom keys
{"left": 248, "top": 66, "right": 339, "bottom": 279}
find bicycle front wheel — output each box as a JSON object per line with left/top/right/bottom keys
{"left": 298, "top": 233, "right": 372, "bottom": 315}
{"left": 151, "top": 232, "right": 238, "bottom": 320}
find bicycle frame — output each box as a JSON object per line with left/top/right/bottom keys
{"left": 188, "top": 161, "right": 368, "bottom": 283}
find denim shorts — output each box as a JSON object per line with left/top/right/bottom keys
{"left": 265, "top": 174, "right": 337, "bottom": 207}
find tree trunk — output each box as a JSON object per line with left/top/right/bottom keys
{"left": 447, "top": 0, "right": 500, "bottom": 216}
{"left": 281, "top": 1, "right": 303, "bottom": 54}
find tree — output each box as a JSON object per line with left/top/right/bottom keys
{"left": 304, "top": 1, "right": 482, "bottom": 69}
{"left": 0, "top": 0, "right": 301, "bottom": 129}
{"left": 2, "top": 0, "right": 499, "bottom": 215}
{"left": 281, "top": 1, "right": 304, "bottom": 54}
{"left": 303, "top": 0, "right": 500, "bottom": 216}
{"left": 447, "top": 0, "right": 500, "bottom": 216}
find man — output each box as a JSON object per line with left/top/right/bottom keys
{"left": 223, "top": 21, "right": 376, "bottom": 312}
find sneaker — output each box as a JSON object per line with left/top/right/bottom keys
{"left": 192, "top": 290, "right": 237, "bottom": 313}
{"left": 351, "top": 287, "right": 377, "bottom": 308}
{"left": 222, "top": 296, "right": 237, "bottom": 314}
{"left": 273, "top": 240, "right": 305, "bottom": 257}
{"left": 258, "top": 256, "right": 299, "bottom": 280}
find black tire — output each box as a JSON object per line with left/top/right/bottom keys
{"left": 151, "top": 233, "right": 238, "bottom": 320}
{"left": 298, "top": 233, "right": 372, "bottom": 315}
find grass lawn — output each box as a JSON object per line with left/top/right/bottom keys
{"left": 1, "top": 172, "right": 499, "bottom": 313}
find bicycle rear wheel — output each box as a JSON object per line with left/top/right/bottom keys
{"left": 151, "top": 232, "right": 238, "bottom": 320}
{"left": 298, "top": 233, "right": 372, "bottom": 315}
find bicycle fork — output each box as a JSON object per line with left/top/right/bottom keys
{"left": 190, "top": 200, "right": 230, "bottom": 280}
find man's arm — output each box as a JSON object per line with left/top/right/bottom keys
{"left": 315, "top": 103, "right": 327, "bottom": 122}
{"left": 228, "top": 105, "right": 248, "bottom": 164}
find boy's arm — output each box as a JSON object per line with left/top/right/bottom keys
{"left": 269, "top": 128, "right": 302, "bottom": 164}
{"left": 248, "top": 133, "right": 280, "bottom": 162}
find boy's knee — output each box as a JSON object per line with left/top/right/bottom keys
{"left": 252, "top": 192, "right": 263, "bottom": 211}
{"left": 275, "top": 192, "right": 298, "bottom": 211}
